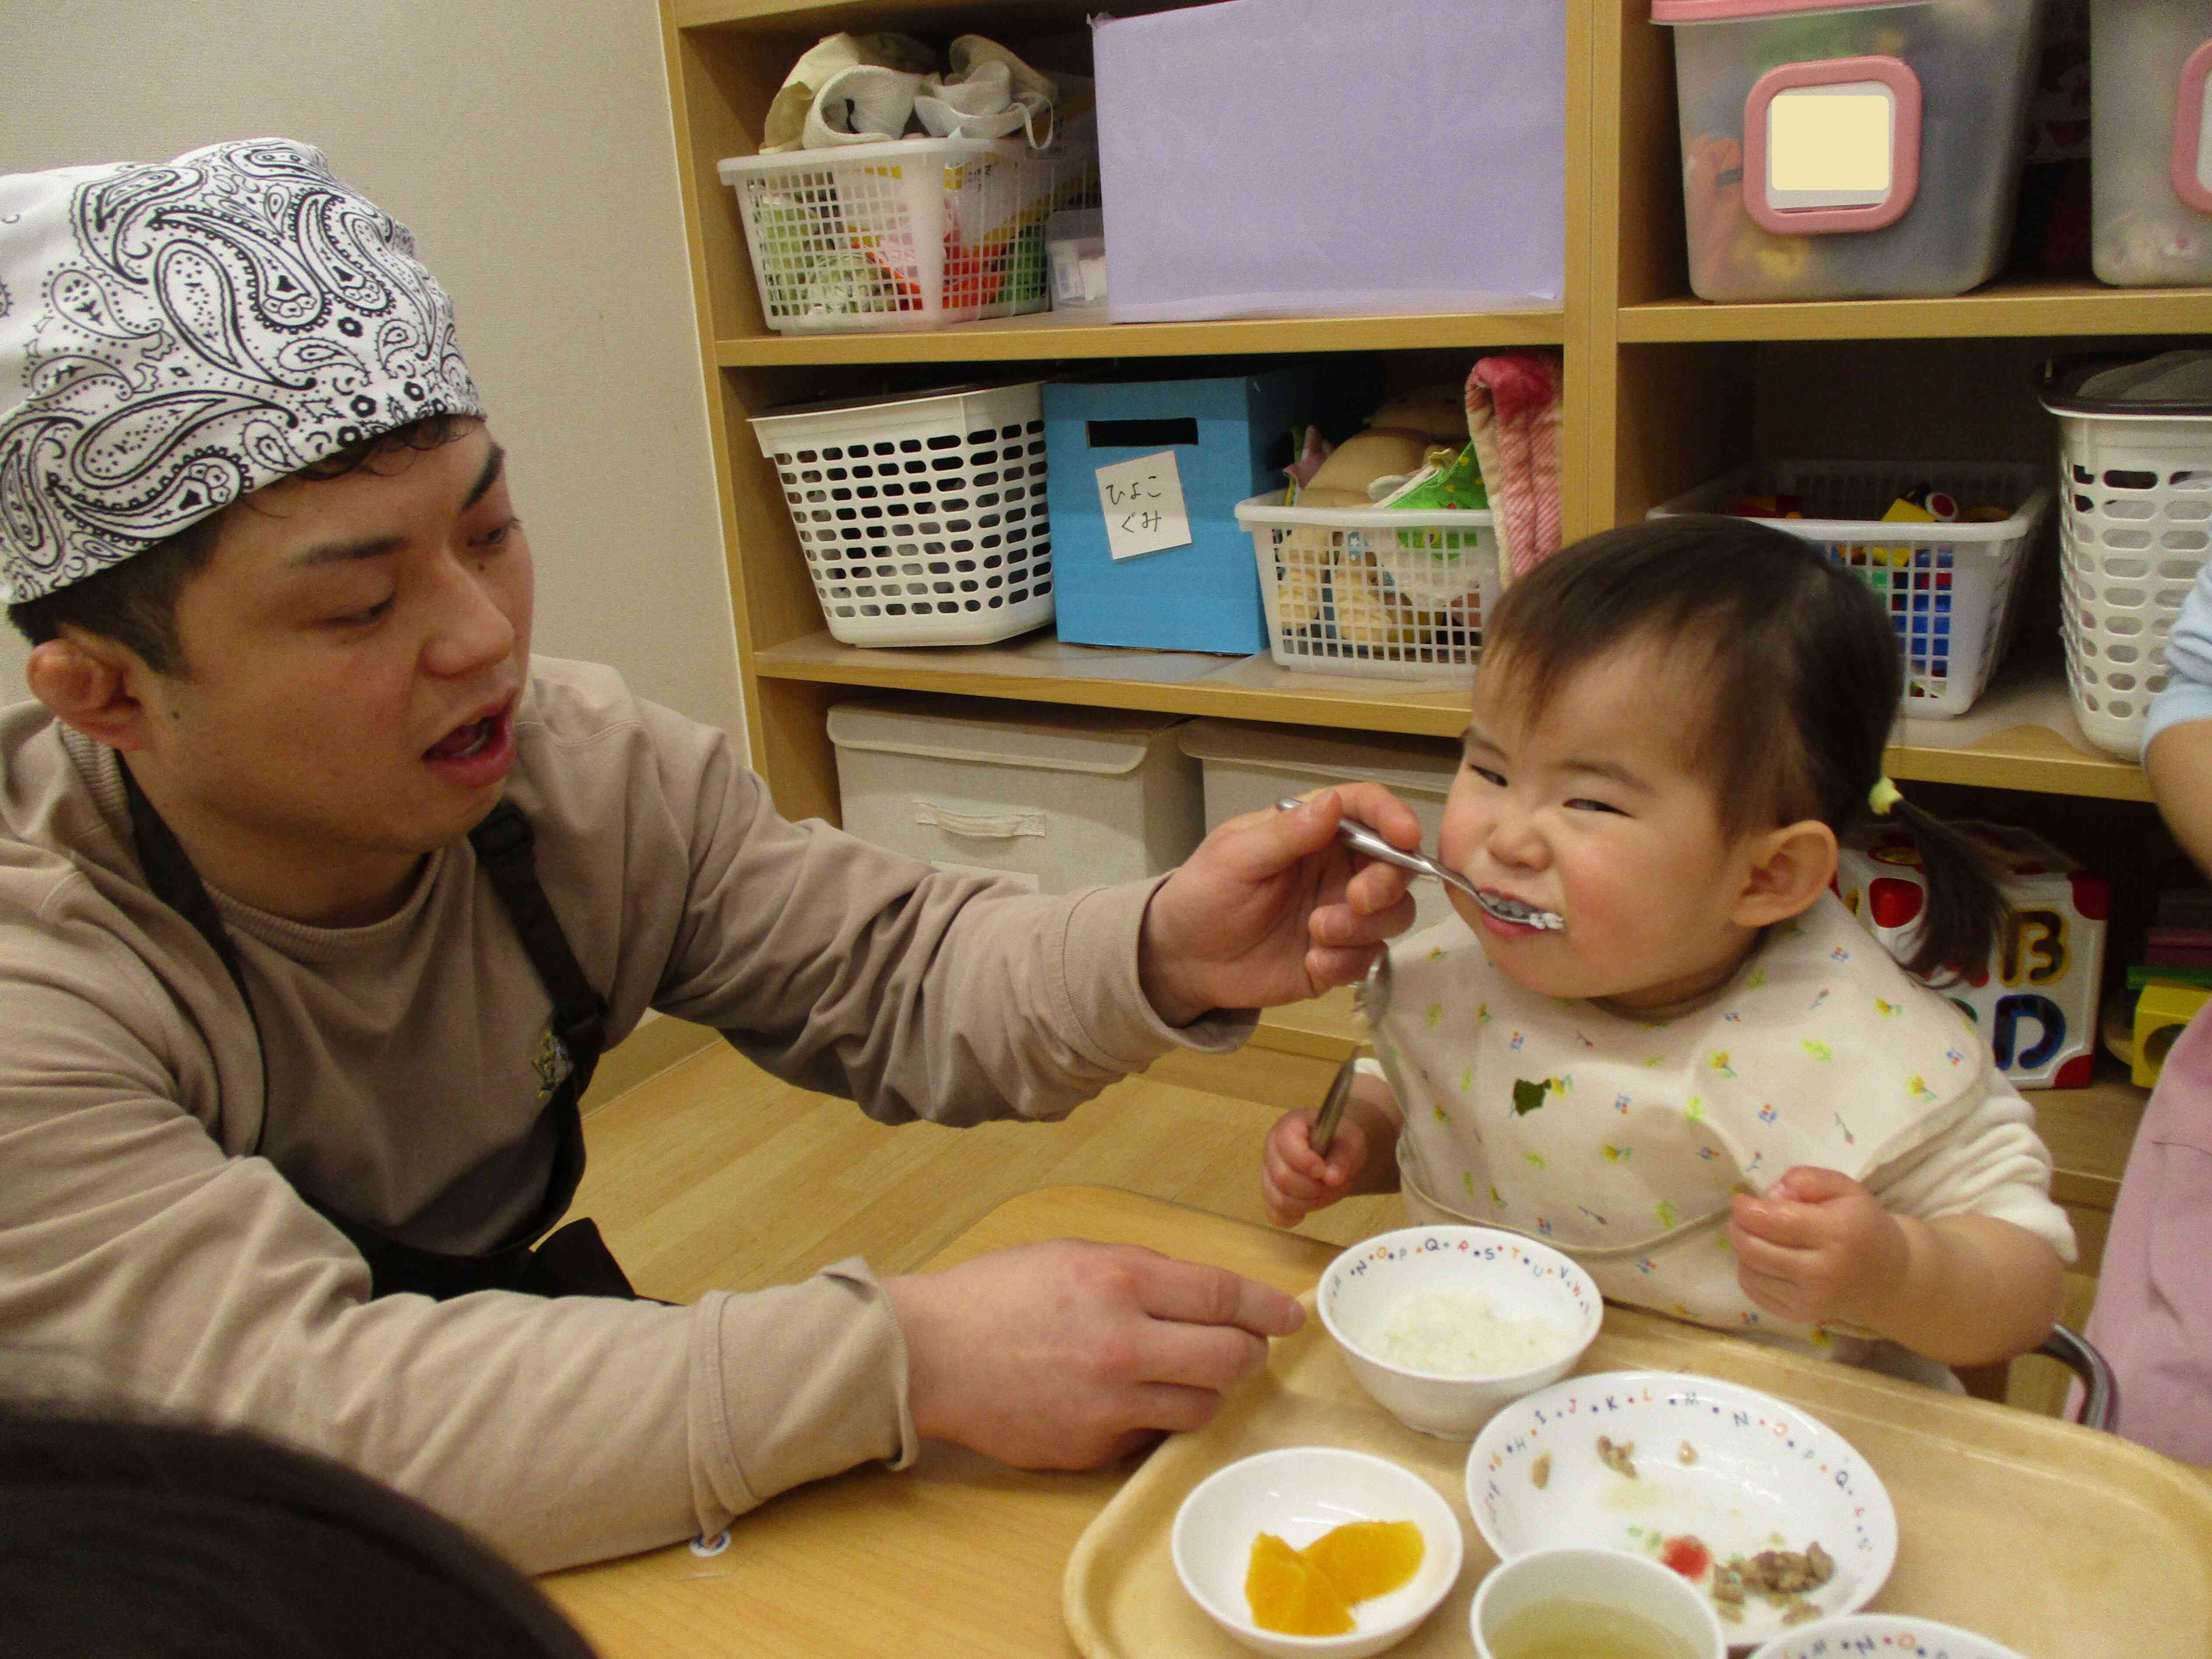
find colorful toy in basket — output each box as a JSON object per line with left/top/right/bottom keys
{"left": 1240, "top": 388, "right": 1486, "bottom": 672}
{"left": 1651, "top": 461, "right": 2053, "bottom": 718}
{"left": 1836, "top": 822, "right": 2109, "bottom": 1090}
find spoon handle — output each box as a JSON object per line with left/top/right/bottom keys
{"left": 1272, "top": 796, "right": 1437, "bottom": 880}
{"left": 1310, "top": 1052, "right": 1358, "bottom": 1156}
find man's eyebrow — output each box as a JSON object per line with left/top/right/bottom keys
{"left": 288, "top": 534, "right": 403, "bottom": 569}
{"left": 462, "top": 442, "right": 507, "bottom": 511}
{"left": 284, "top": 444, "right": 507, "bottom": 568}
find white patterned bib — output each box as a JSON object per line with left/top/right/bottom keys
{"left": 1382, "top": 892, "right": 1986, "bottom": 1345}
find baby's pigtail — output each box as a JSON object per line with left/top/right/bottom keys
{"left": 1884, "top": 798, "right": 2012, "bottom": 981}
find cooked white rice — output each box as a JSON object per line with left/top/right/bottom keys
{"left": 1371, "top": 1288, "right": 1575, "bottom": 1375}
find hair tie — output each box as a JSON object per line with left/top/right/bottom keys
{"left": 1868, "top": 777, "right": 1903, "bottom": 816}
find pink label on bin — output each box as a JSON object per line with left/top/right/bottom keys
{"left": 2174, "top": 39, "right": 2212, "bottom": 215}
{"left": 1743, "top": 55, "right": 1922, "bottom": 235}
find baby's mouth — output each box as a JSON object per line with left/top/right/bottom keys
{"left": 1473, "top": 888, "right": 1565, "bottom": 932}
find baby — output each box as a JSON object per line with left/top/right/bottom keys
{"left": 1265, "top": 516, "right": 2074, "bottom": 1379}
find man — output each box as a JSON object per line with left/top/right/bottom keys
{"left": 0, "top": 140, "right": 1418, "bottom": 1570}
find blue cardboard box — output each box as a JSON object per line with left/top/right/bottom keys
{"left": 1043, "top": 372, "right": 1305, "bottom": 653}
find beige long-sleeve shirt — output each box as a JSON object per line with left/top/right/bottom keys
{"left": 0, "top": 657, "right": 1245, "bottom": 1570}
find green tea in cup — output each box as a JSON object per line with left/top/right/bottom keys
{"left": 1471, "top": 1547, "right": 1724, "bottom": 1659}
{"left": 1486, "top": 1595, "right": 1704, "bottom": 1659}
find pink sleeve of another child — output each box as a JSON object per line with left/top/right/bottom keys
{"left": 2085, "top": 1001, "right": 2212, "bottom": 1465}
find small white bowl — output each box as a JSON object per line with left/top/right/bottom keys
{"left": 1171, "top": 1446, "right": 1465, "bottom": 1659}
{"left": 1319, "top": 1225, "right": 1600, "bottom": 1439}
{"left": 1747, "top": 1613, "right": 2030, "bottom": 1659}
{"left": 1472, "top": 1545, "right": 1727, "bottom": 1659}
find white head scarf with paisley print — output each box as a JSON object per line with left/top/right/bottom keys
{"left": 0, "top": 138, "right": 484, "bottom": 604}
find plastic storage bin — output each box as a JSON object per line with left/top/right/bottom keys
{"left": 2039, "top": 351, "right": 2212, "bottom": 758}
{"left": 718, "top": 134, "right": 1093, "bottom": 334}
{"left": 1042, "top": 371, "right": 1313, "bottom": 655}
{"left": 2091, "top": 0, "right": 2212, "bottom": 285}
{"left": 827, "top": 697, "right": 1202, "bottom": 893}
{"left": 1649, "top": 461, "right": 2054, "bottom": 717}
{"left": 1091, "top": 0, "right": 1565, "bottom": 321}
{"left": 1235, "top": 491, "right": 1502, "bottom": 679}
{"left": 750, "top": 381, "right": 1053, "bottom": 648}
{"left": 1178, "top": 720, "right": 1467, "bottom": 934}
{"left": 1654, "top": 0, "right": 2045, "bottom": 300}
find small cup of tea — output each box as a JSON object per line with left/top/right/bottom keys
{"left": 1471, "top": 1546, "right": 1725, "bottom": 1659}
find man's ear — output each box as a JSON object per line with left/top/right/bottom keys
{"left": 1732, "top": 819, "right": 1838, "bottom": 929}
{"left": 25, "top": 632, "right": 157, "bottom": 752}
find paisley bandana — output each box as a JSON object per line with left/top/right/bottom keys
{"left": 0, "top": 138, "right": 484, "bottom": 604}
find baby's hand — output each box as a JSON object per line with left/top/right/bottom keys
{"left": 1261, "top": 1108, "right": 1372, "bottom": 1228}
{"left": 1728, "top": 1165, "right": 1908, "bottom": 1328}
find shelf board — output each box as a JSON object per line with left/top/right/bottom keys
{"left": 715, "top": 306, "right": 1567, "bottom": 366}
{"left": 1886, "top": 662, "right": 2151, "bottom": 801}
{"left": 756, "top": 631, "right": 2151, "bottom": 797}
{"left": 1619, "top": 276, "right": 2212, "bottom": 344}
{"left": 755, "top": 629, "right": 1473, "bottom": 735}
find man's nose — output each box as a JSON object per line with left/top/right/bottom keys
{"left": 421, "top": 556, "right": 515, "bottom": 677}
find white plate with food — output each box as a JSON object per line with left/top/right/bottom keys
{"left": 1463, "top": 1370, "right": 1897, "bottom": 1650}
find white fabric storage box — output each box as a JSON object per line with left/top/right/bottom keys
{"left": 828, "top": 699, "right": 1203, "bottom": 893}
{"left": 2091, "top": 0, "right": 2212, "bottom": 285}
{"left": 1654, "top": 0, "right": 2044, "bottom": 300}
{"left": 1091, "top": 0, "right": 1565, "bottom": 321}
{"left": 1177, "top": 719, "right": 1466, "bottom": 935}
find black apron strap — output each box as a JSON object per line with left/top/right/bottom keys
{"left": 122, "top": 761, "right": 632, "bottom": 1301}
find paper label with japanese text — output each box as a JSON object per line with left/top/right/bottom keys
{"left": 1093, "top": 451, "right": 1193, "bottom": 561}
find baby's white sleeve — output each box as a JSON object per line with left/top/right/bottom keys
{"left": 1864, "top": 1074, "right": 2078, "bottom": 1264}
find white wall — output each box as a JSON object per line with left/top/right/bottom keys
{"left": 0, "top": 0, "right": 743, "bottom": 742}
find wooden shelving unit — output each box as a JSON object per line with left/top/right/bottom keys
{"left": 659, "top": 0, "right": 2201, "bottom": 1240}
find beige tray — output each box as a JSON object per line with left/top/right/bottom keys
{"left": 1063, "top": 1300, "right": 2212, "bottom": 1659}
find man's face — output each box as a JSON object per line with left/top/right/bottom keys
{"left": 143, "top": 420, "right": 533, "bottom": 886}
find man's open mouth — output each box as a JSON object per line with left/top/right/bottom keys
{"left": 425, "top": 714, "right": 501, "bottom": 761}
{"left": 1473, "top": 888, "right": 1565, "bottom": 932}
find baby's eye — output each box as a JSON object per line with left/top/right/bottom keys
{"left": 1565, "top": 797, "right": 1626, "bottom": 815}
{"left": 1467, "top": 764, "right": 1508, "bottom": 788}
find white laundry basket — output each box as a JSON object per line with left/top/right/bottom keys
{"left": 718, "top": 135, "right": 1093, "bottom": 333}
{"left": 1234, "top": 491, "right": 1502, "bottom": 679}
{"left": 2039, "top": 352, "right": 2212, "bottom": 759}
{"left": 1649, "top": 461, "right": 2052, "bottom": 718}
{"left": 751, "top": 381, "right": 1054, "bottom": 647}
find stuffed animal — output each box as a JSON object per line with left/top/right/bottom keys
{"left": 1295, "top": 385, "right": 1469, "bottom": 509}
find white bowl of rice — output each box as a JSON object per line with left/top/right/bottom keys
{"left": 1318, "top": 1225, "right": 1599, "bottom": 1440}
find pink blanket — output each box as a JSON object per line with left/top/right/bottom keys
{"left": 1464, "top": 350, "right": 1564, "bottom": 585}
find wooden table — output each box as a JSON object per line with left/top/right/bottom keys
{"left": 540, "top": 1185, "right": 2212, "bottom": 1659}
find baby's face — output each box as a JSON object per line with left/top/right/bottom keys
{"left": 1437, "top": 642, "right": 1773, "bottom": 1012}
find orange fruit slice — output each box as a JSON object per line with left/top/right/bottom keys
{"left": 1245, "top": 1531, "right": 1356, "bottom": 1636}
{"left": 1299, "top": 1519, "right": 1426, "bottom": 1603}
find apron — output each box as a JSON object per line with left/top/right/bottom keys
{"left": 122, "top": 762, "right": 638, "bottom": 1302}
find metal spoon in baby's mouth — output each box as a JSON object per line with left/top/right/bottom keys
{"left": 1273, "top": 797, "right": 1565, "bottom": 932}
